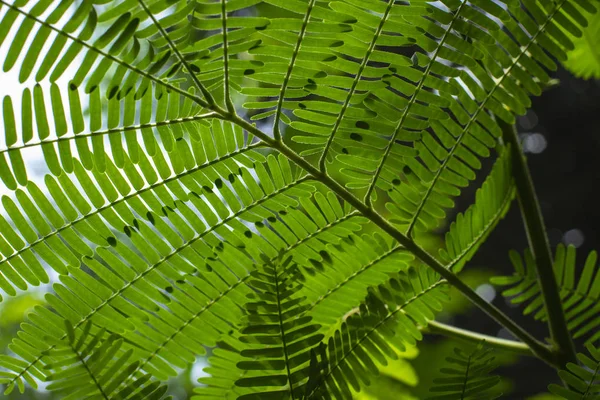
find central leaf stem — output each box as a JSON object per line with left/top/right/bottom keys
{"left": 225, "top": 113, "right": 558, "bottom": 368}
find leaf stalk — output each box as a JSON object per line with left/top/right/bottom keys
{"left": 500, "top": 119, "right": 578, "bottom": 369}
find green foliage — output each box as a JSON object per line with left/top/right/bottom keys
{"left": 427, "top": 344, "right": 502, "bottom": 400}
{"left": 549, "top": 344, "right": 600, "bottom": 400}
{"left": 0, "top": 0, "right": 598, "bottom": 398}
{"left": 492, "top": 245, "right": 600, "bottom": 345}
{"left": 440, "top": 146, "right": 514, "bottom": 274}
{"left": 1, "top": 319, "right": 169, "bottom": 399}
{"left": 563, "top": 10, "right": 600, "bottom": 79}
{"left": 197, "top": 256, "right": 325, "bottom": 399}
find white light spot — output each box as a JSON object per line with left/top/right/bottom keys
{"left": 563, "top": 229, "right": 585, "bottom": 248}
{"left": 523, "top": 133, "right": 547, "bottom": 154}
{"left": 191, "top": 358, "right": 209, "bottom": 384}
{"left": 476, "top": 284, "right": 496, "bottom": 303}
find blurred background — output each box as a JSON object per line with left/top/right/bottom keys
{"left": 1, "top": 2, "right": 599, "bottom": 399}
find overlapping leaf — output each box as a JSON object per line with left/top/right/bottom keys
{"left": 40, "top": 321, "right": 169, "bottom": 400}
{"left": 305, "top": 267, "right": 448, "bottom": 399}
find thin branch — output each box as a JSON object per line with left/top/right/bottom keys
{"left": 137, "top": 0, "right": 216, "bottom": 106}
{"left": 424, "top": 320, "right": 533, "bottom": 356}
{"left": 0, "top": 113, "right": 218, "bottom": 156}
{"left": 317, "top": 0, "right": 395, "bottom": 172}
{"left": 364, "top": 0, "right": 469, "bottom": 207}
{"left": 221, "top": 0, "right": 235, "bottom": 112}
{"left": 500, "top": 120, "right": 577, "bottom": 368}
{"left": 70, "top": 344, "right": 110, "bottom": 400}
{"left": 272, "top": 0, "right": 316, "bottom": 141}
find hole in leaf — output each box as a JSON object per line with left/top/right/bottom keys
{"left": 146, "top": 212, "right": 155, "bottom": 225}
{"left": 244, "top": 69, "right": 255, "bottom": 75}
{"left": 319, "top": 250, "right": 332, "bottom": 264}
{"left": 107, "top": 237, "right": 117, "bottom": 247}
{"left": 309, "top": 259, "right": 324, "bottom": 271}
{"left": 267, "top": 216, "right": 277, "bottom": 223}
{"left": 355, "top": 121, "right": 369, "bottom": 130}
{"left": 350, "top": 133, "right": 363, "bottom": 141}
{"left": 108, "top": 86, "right": 119, "bottom": 99}
{"left": 215, "top": 178, "right": 223, "bottom": 189}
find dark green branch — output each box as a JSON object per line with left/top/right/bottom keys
{"left": 500, "top": 119, "right": 577, "bottom": 368}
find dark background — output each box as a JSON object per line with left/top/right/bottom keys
{"left": 446, "top": 69, "right": 600, "bottom": 397}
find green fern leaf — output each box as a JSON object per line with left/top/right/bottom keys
{"left": 549, "top": 343, "right": 600, "bottom": 400}
{"left": 492, "top": 244, "right": 600, "bottom": 345}
{"left": 197, "top": 256, "right": 324, "bottom": 399}
{"left": 0, "top": 320, "right": 169, "bottom": 399}
{"left": 427, "top": 344, "right": 502, "bottom": 400}
{"left": 563, "top": 6, "right": 600, "bottom": 79}
{"left": 306, "top": 267, "right": 448, "bottom": 399}
{"left": 441, "top": 145, "right": 515, "bottom": 273}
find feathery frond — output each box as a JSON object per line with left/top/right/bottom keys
{"left": 492, "top": 244, "right": 600, "bottom": 345}
{"left": 549, "top": 344, "right": 600, "bottom": 400}
{"left": 197, "top": 256, "right": 324, "bottom": 399}
{"left": 563, "top": 9, "right": 600, "bottom": 79}
{"left": 1, "top": 320, "right": 169, "bottom": 399}
{"left": 427, "top": 344, "right": 502, "bottom": 400}
{"left": 441, "top": 146, "right": 515, "bottom": 273}
{"left": 306, "top": 267, "right": 448, "bottom": 399}
{"left": 0, "top": 0, "right": 598, "bottom": 397}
